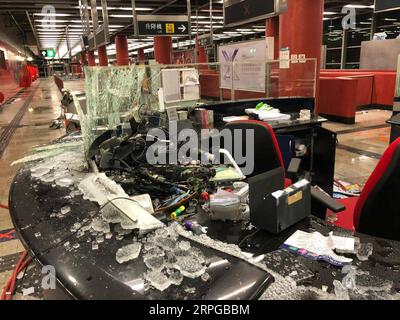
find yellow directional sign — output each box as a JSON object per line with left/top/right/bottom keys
{"left": 165, "top": 23, "right": 175, "bottom": 34}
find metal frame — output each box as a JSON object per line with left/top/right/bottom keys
{"left": 79, "top": 0, "right": 91, "bottom": 36}
{"left": 101, "top": 0, "right": 110, "bottom": 44}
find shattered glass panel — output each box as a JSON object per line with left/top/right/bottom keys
{"left": 74, "top": 65, "right": 161, "bottom": 155}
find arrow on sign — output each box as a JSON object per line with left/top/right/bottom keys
{"left": 42, "top": 51, "right": 46, "bottom": 56}
{"left": 178, "top": 24, "right": 186, "bottom": 33}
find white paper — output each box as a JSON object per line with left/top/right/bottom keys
{"left": 162, "top": 69, "right": 181, "bottom": 103}
{"left": 280, "top": 48, "right": 290, "bottom": 69}
{"left": 219, "top": 39, "right": 266, "bottom": 92}
{"left": 284, "top": 230, "right": 353, "bottom": 264}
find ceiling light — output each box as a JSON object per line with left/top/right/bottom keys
{"left": 109, "top": 14, "right": 132, "bottom": 18}
{"left": 34, "top": 13, "right": 72, "bottom": 17}
{"left": 344, "top": 4, "right": 374, "bottom": 9}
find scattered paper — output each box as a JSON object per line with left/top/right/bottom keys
{"left": 281, "top": 230, "right": 353, "bottom": 267}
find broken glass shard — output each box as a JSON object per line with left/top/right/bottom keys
{"left": 201, "top": 272, "right": 210, "bottom": 282}
{"left": 174, "top": 254, "right": 206, "bottom": 279}
{"left": 144, "top": 256, "right": 165, "bottom": 270}
{"left": 105, "top": 232, "right": 113, "bottom": 240}
{"left": 116, "top": 243, "right": 142, "bottom": 264}
{"left": 55, "top": 177, "right": 74, "bottom": 188}
{"left": 144, "top": 270, "right": 172, "bottom": 292}
{"left": 356, "top": 243, "right": 373, "bottom": 261}
{"left": 178, "top": 241, "right": 191, "bottom": 251}
{"left": 169, "top": 269, "right": 183, "bottom": 286}
{"left": 70, "top": 222, "right": 82, "bottom": 233}
{"left": 60, "top": 206, "right": 71, "bottom": 215}
{"left": 91, "top": 218, "right": 111, "bottom": 233}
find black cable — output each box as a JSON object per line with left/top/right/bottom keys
{"left": 238, "top": 229, "right": 261, "bottom": 248}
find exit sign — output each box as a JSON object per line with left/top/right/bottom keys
{"left": 41, "top": 49, "right": 55, "bottom": 58}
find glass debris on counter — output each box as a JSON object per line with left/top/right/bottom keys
{"left": 116, "top": 243, "right": 142, "bottom": 264}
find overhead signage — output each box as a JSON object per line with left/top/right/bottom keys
{"left": 138, "top": 21, "right": 189, "bottom": 36}
{"left": 374, "top": 0, "right": 400, "bottom": 13}
{"left": 136, "top": 15, "right": 190, "bottom": 36}
{"left": 41, "top": 49, "right": 55, "bottom": 58}
{"left": 224, "top": 0, "right": 288, "bottom": 27}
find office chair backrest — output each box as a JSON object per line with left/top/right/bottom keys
{"left": 355, "top": 137, "right": 400, "bottom": 240}
{"left": 225, "top": 120, "right": 285, "bottom": 178}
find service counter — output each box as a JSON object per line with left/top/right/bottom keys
{"left": 9, "top": 150, "right": 400, "bottom": 300}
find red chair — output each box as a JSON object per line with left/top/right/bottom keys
{"left": 327, "top": 137, "right": 400, "bottom": 240}
{"left": 225, "top": 120, "right": 293, "bottom": 187}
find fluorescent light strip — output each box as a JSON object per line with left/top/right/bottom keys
{"left": 73, "top": 6, "right": 153, "bottom": 11}
{"left": 34, "top": 13, "right": 72, "bottom": 17}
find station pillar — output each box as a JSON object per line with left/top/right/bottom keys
{"left": 279, "top": 0, "right": 324, "bottom": 108}
{"left": 266, "top": 17, "right": 279, "bottom": 60}
{"left": 115, "top": 34, "right": 130, "bottom": 66}
{"left": 154, "top": 36, "right": 172, "bottom": 64}
{"left": 98, "top": 45, "right": 109, "bottom": 67}
{"left": 87, "top": 50, "right": 96, "bottom": 66}
{"left": 195, "top": 35, "right": 207, "bottom": 65}
{"left": 137, "top": 48, "right": 145, "bottom": 63}
{"left": 80, "top": 51, "right": 87, "bottom": 65}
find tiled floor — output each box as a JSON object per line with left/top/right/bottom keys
{"left": 0, "top": 79, "right": 84, "bottom": 299}
{"left": 323, "top": 109, "right": 392, "bottom": 185}
{"left": 0, "top": 79, "right": 394, "bottom": 299}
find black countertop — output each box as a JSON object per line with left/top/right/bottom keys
{"left": 9, "top": 164, "right": 400, "bottom": 300}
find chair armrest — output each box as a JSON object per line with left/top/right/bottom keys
{"left": 311, "top": 186, "right": 345, "bottom": 213}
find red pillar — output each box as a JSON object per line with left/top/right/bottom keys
{"left": 137, "top": 48, "right": 145, "bottom": 63}
{"left": 266, "top": 17, "right": 279, "bottom": 60}
{"left": 97, "top": 45, "right": 108, "bottom": 67}
{"left": 87, "top": 50, "right": 96, "bottom": 66}
{"left": 195, "top": 36, "right": 207, "bottom": 64}
{"left": 80, "top": 51, "right": 87, "bottom": 65}
{"left": 153, "top": 36, "right": 172, "bottom": 64}
{"left": 115, "top": 34, "right": 130, "bottom": 66}
{"left": 279, "top": 0, "right": 323, "bottom": 109}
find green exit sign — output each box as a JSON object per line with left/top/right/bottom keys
{"left": 41, "top": 49, "right": 55, "bottom": 58}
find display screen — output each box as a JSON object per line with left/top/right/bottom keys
{"left": 224, "top": 0, "right": 276, "bottom": 27}
{"left": 375, "top": 0, "right": 400, "bottom": 12}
